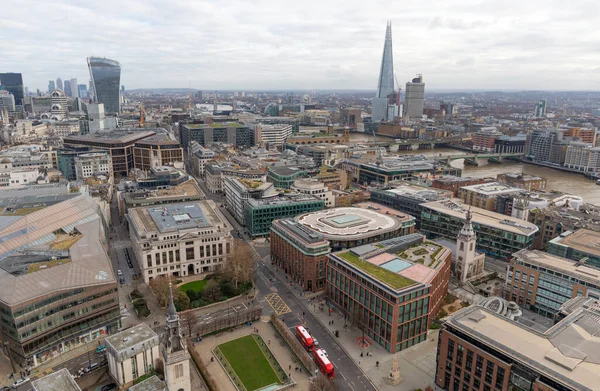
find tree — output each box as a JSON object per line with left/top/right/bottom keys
{"left": 174, "top": 290, "right": 190, "bottom": 312}
{"left": 201, "top": 285, "right": 222, "bottom": 303}
{"left": 350, "top": 306, "right": 367, "bottom": 343}
{"left": 309, "top": 374, "right": 336, "bottom": 391}
{"left": 181, "top": 311, "right": 198, "bottom": 337}
{"left": 224, "top": 239, "right": 256, "bottom": 289}
{"left": 149, "top": 276, "right": 170, "bottom": 308}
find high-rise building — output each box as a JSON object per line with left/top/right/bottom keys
{"left": 70, "top": 78, "right": 79, "bottom": 98}
{"left": 78, "top": 84, "right": 88, "bottom": 98}
{"left": 0, "top": 73, "right": 24, "bottom": 105}
{"left": 0, "top": 91, "right": 16, "bottom": 113}
{"left": 48, "top": 80, "right": 55, "bottom": 93}
{"left": 87, "top": 57, "right": 121, "bottom": 114}
{"left": 371, "top": 21, "right": 398, "bottom": 123}
{"left": 56, "top": 77, "right": 63, "bottom": 91}
{"left": 405, "top": 74, "right": 425, "bottom": 119}
{"left": 64, "top": 79, "right": 72, "bottom": 96}
{"left": 534, "top": 99, "right": 547, "bottom": 117}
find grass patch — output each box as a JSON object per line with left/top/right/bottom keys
{"left": 27, "top": 258, "right": 71, "bottom": 274}
{"left": 50, "top": 234, "right": 82, "bottom": 250}
{"left": 412, "top": 248, "right": 429, "bottom": 256}
{"left": 338, "top": 251, "right": 416, "bottom": 290}
{"left": 3, "top": 206, "right": 46, "bottom": 215}
{"left": 375, "top": 244, "right": 385, "bottom": 249}
{"left": 218, "top": 335, "right": 280, "bottom": 390}
{"left": 179, "top": 279, "right": 208, "bottom": 293}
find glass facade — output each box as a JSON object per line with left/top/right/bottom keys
{"left": 245, "top": 200, "right": 324, "bottom": 237}
{"left": 0, "top": 73, "right": 24, "bottom": 105}
{"left": 87, "top": 57, "right": 121, "bottom": 114}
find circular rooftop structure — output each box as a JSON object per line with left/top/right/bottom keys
{"left": 296, "top": 207, "right": 402, "bottom": 242}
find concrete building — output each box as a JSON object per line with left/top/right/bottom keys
{"left": 270, "top": 218, "right": 330, "bottom": 292}
{"left": 0, "top": 191, "right": 119, "bottom": 367}
{"left": 74, "top": 152, "right": 112, "bottom": 180}
{"left": 52, "top": 120, "right": 80, "bottom": 137}
{"left": 188, "top": 141, "right": 215, "bottom": 178}
{"left": 496, "top": 172, "right": 547, "bottom": 191}
{"left": 436, "top": 301, "right": 600, "bottom": 391}
{"left": 106, "top": 323, "right": 160, "bottom": 387}
{"left": 0, "top": 90, "right": 16, "bottom": 113}
{"left": 267, "top": 165, "right": 310, "bottom": 189}
{"left": 205, "top": 162, "right": 266, "bottom": 194}
{"left": 458, "top": 182, "right": 524, "bottom": 211}
{"left": 525, "top": 128, "right": 564, "bottom": 163}
{"left": 432, "top": 176, "right": 493, "bottom": 197}
{"left": 223, "top": 177, "right": 278, "bottom": 226}
{"left": 254, "top": 123, "right": 293, "bottom": 147}
{"left": 179, "top": 122, "right": 254, "bottom": 149}
{"left": 295, "top": 144, "right": 349, "bottom": 167}
{"left": 370, "top": 182, "right": 452, "bottom": 228}
{"left": 472, "top": 127, "right": 502, "bottom": 152}
{"left": 505, "top": 249, "right": 600, "bottom": 318}
{"left": 291, "top": 178, "right": 334, "bottom": 208}
{"left": 49, "top": 89, "right": 67, "bottom": 119}
{"left": 295, "top": 203, "right": 415, "bottom": 251}
{"left": 128, "top": 200, "right": 233, "bottom": 283}
{"left": 245, "top": 194, "right": 325, "bottom": 237}
{"left": 133, "top": 132, "right": 184, "bottom": 172}
{"left": 314, "top": 165, "right": 348, "bottom": 190}
{"left": 32, "top": 368, "right": 82, "bottom": 391}
{"left": 547, "top": 229, "right": 600, "bottom": 269}
{"left": 404, "top": 75, "right": 425, "bottom": 119}
{"left": 420, "top": 199, "right": 539, "bottom": 259}
{"left": 328, "top": 233, "right": 451, "bottom": 352}
{"left": 564, "top": 142, "right": 600, "bottom": 172}
{"left": 565, "top": 127, "right": 597, "bottom": 145}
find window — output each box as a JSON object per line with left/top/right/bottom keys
{"left": 485, "top": 362, "right": 494, "bottom": 384}
{"left": 465, "top": 350, "right": 473, "bottom": 372}
{"left": 447, "top": 339, "right": 455, "bottom": 361}
{"left": 175, "top": 363, "right": 184, "bottom": 378}
{"left": 495, "top": 367, "right": 504, "bottom": 389}
{"left": 147, "top": 254, "right": 152, "bottom": 267}
{"left": 456, "top": 344, "right": 464, "bottom": 366}
{"left": 475, "top": 355, "right": 483, "bottom": 378}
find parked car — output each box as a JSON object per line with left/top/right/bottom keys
{"left": 85, "top": 363, "right": 99, "bottom": 373}
{"left": 96, "top": 345, "right": 106, "bottom": 354}
{"left": 101, "top": 383, "right": 117, "bottom": 391}
{"left": 1, "top": 386, "right": 11, "bottom": 391}
{"left": 11, "top": 378, "right": 30, "bottom": 389}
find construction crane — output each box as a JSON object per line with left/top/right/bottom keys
{"left": 394, "top": 73, "right": 402, "bottom": 117}
{"left": 372, "top": 124, "right": 384, "bottom": 166}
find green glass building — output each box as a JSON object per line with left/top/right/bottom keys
{"left": 245, "top": 196, "right": 324, "bottom": 237}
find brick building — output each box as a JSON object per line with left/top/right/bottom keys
{"left": 432, "top": 176, "right": 492, "bottom": 197}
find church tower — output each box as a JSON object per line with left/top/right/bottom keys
{"left": 455, "top": 209, "right": 480, "bottom": 282}
{"left": 162, "top": 283, "right": 191, "bottom": 391}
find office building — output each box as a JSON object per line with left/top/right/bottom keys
{"left": 420, "top": 199, "right": 539, "bottom": 259}
{"left": 371, "top": 22, "right": 399, "bottom": 122}
{"left": 370, "top": 182, "right": 452, "bottom": 228}
{"left": 74, "top": 152, "right": 112, "bottom": 180}
{"left": 56, "top": 77, "right": 63, "bottom": 91}
{"left": 87, "top": 57, "right": 121, "bottom": 114}
{"left": 405, "top": 75, "right": 425, "bottom": 119}
{"left": 0, "top": 72, "right": 24, "bottom": 105}
{"left": 205, "top": 162, "right": 266, "bottom": 194}
{"left": 0, "top": 90, "right": 16, "bottom": 113}
{"left": 432, "top": 176, "right": 492, "bottom": 197}
{"left": 106, "top": 323, "right": 160, "bottom": 387}
{"left": 179, "top": 122, "right": 255, "bottom": 149}
{"left": 493, "top": 134, "right": 527, "bottom": 154}
{"left": 0, "top": 190, "right": 119, "bottom": 367}
{"left": 436, "top": 301, "right": 599, "bottom": 391}
{"left": 224, "top": 177, "right": 278, "bottom": 226}
{"left": 292, "top": 203, "right": 415, "bottom": 251}
{"left": 128, "top": 200, "right": 233, "bottom": 283}
{"left": 534, "top": 99, "right": 547, "bottom": 117}
{"left": 63, "top": 80, "right": 72, "bottom": 97}
{"left": 496, "top": 172, "right": 547, "bottom": 191}
{"left": 525, "top": 128, "right": 564, "bottom": 163}
{"left": 246, "top": 194, "right": 325, "bottom": 237}
{"left": 328, "top": 233, "right": 451, "bottom": 352}
{"left": 133, "top": 132, "right": 184, "bottom": 171}
{"left": 254, "top": 123, "right": 293, "bottom": 147}
{"left": 565, "top": 127, "right": 597, "bottom": 145}
{"left": 50, "top": 89, "right": 68, "bottom": 119}
{"left": 291, "top": 178, "right": 335, "bottom": 208}
{"left": 48, "top": 80, "right": 55, "bottom": 93}
{"left": 69, "top": 78, "right": 78, "bottom": 98}
{"left": 547, "top": 229, "right": 600, "bottom": 269}
{"left": 564, "top": 142, "right": 600, "bottom": 172}
{"left": 77, "top": 84, "right": 88, "bottom": 98}
{"left": 472, "top": 127, "right": 502, "bottom": 152}
{"left": 458, "top": 182, "right": 524, "bottom": 211}
{"left": 267, "top": 165, "right": 309, "bottom": 189}
{"left": 188, "top": 141, "right": 216, "bottom": 177}
{"left": 505, "top": 249, "right": 600, "bottom": 318}
{"left": 270, "top": 218, "right": 331, "bottom": 292}
{"left": 63, "top": 129, "right": 160, "bottom": 177}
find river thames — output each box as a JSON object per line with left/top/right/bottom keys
{"left": 348, "top": 134, "right": 600, "bottom": 205}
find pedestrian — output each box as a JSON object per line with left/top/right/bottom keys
{"left": 289, "top": 365, "right": 291, "bottom": 370}
{"left": 376, "top": 361, "right": 380, "bottom": 368}
{"left": 360, "top": 352, "right": 363, "bottom": 357}
{"left": 332, "top": 320, "right": 334, "bottom": 325}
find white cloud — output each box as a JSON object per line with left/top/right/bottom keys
{"left": 2, "top": 0, "right": 600, "bottom": 91}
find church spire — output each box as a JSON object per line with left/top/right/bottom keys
{"left": 167, "top": 281, "right": 177, "bottom": 320}
{"left": 459, "top": 208, "right": 475, "bottom": 238}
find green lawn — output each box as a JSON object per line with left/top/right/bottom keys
{"left": 178, "top": 279, "right": 208, "bottom": 293}
{"left": 338, "top": 251, "right": 417, "bottom": 290}
{"left": 218, "top": 335, "right": 280, "bottom": 390}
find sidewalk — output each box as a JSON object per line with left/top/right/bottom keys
{"left": 261, "top": 255, "right": 438, "bottom": 391}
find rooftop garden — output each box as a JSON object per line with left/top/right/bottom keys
{"left": 2, "top": 205, "right": 46, "bottom": 216}
{"left": 50, "top": 233, "right": 82, "bottom": 250}
{"left": 396, "top": 242, "right": 445, "bottom": 269}
{"left": 338, "top": 251, "right": 416, "bottom": 290}
{"left": 240, "top": 179, "right": 262, "bottom": 189}
{"left": 27, "top": 258, "right": 71, "bottom": 274}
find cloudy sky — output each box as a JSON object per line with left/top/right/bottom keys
{"left": 2, "top": 0, "right": 599, "bottom": 92}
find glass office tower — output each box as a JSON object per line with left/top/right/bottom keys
{"left": 0, "top": 73, "right": 24, "bottom": 105}
{"left": 87, "top": 57, "right": 121, "bottom": 114}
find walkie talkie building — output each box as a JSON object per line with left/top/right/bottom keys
{"left": 87, "top": 57, "right": 121, "bottom": 114}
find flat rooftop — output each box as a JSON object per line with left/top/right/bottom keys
{"left": 459, "top": 181, "right": 523, "bottom": 195}
{"left": 32, "top": 368, "right": 81, "bottom": 391}
{"left": 552, "top": 229, "right": 600, "bottom": 258}
{"left": 377, "top": 183, "right": 452, "bottom": 202}
{"left": 64, "top": 130, "right": 156, "bottom": 144}
{"left": 498, "top": 172, "right": 544, "bottom": 181}
{"left": 129, "top": 200, "right": 226, "bottom": 235}
{"left": 337, "top": 250, "right": 418, "bottom": 290}
{"left": 297, "top": 207, "right": 403, "bottom": 241}
{"left": 105, "top": 323, "right": 159, "bottom": 359}
{"left": 513, "top": 249, "right": 600, "bottom": 284}
{"left": 447, "top": 305, "right": 600, "bottom": 391}
{"left": 128, "top": 375, "right": 165, "bottom": 391}
{"left": 422, "top": 199, "right": 539, "bottom": 236}
{"left": 124, "top": 179, "right": 204, "bottom": 205}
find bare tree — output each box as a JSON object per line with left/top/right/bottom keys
{"left": 309, "top": 374, "right": 336, "bottom": 391}
{"left": 225, "top": 239, "right": 256, "bottom": 288}
{"left": 350, "top": 306, "right": 367, "bottom": 343}
{"left": 149, "top": 276, "right": 170, "bottom": 307}
{"left": 181, "top": 311, "right": 198, "bottom": 337}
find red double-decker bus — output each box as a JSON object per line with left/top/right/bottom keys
{"left": 295, "top": 325, "right": 314, "bottom": 351}
{"left": 313, "top": 348, "right": 334, "bottom": 379}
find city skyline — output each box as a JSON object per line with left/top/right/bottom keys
{"left": 3, "top": 0, "right": 600, "bottom": 92}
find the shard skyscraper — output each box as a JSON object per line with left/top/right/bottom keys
{"left": 372, "top": 21, "right": 398, "bottom": 123}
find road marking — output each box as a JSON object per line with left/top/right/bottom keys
{"left": 264, "top": 293, "right": 291, "bottom": 315}
{"left": 340, "top": 371, "right": 347, "bottom": 381}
